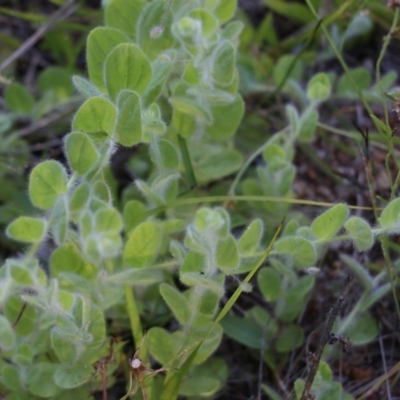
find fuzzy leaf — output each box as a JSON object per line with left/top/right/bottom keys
{"left": 7, "top": 217, "right": 46, "bottom": 243}
{"left": 274, "top": 237, "right": 316, "bottom": 267}
{"left": 105, "top": 43, "right": 152, "bottom": 101}
{"left": 143, "top": 53, "right": 173, "bottom": 106}
{"left": 72, "top": 75, "right": 101, "bottom": 98}
{"left": 72, "top": 96, "right": 117, "bottom": 137}
{"left": 123, "top": 221, "right": 161, "bottom": 267}
{"left": 5, "top": 82, "right": 35, "bottom": 114}
{"left": 344, "top": 216, "right": 373, "bottom": 251}
{"left": 0, "top": 315, "right": 16, "bottom": 351}
{"left": 160, "top": 283, "right": 191, "bottom": 324}
{"left": 190, "top": 9, "right": 218, "bottom": 38}
{"left": 238, "top": 219, "right": 263, "bottom": 256}
{"left": 378, "top": 198, "right": 400, "bottom": 229}
{"left": 215, "top": 235, "right": 239, "bottom": 270}
{"left": 53, "top": 364, "right": 92, "bottom": 389}
{"left": 65, "top": 132, "right": 98, "bottom": 175}
{"left": 105, "top": 0, "right": 146, "bottom": 39}
{"left": 70, "top": 183, "right": 90, "bottom": 215}
{"left": 27, "top": 362, "right": 60, "bottom": 398}
{"left": 257, "top": 267, "right": 281, "bottom": 301}
{"left": 29, "top": 160, "right": 67, "bottom": 209}
{"left": 114, "top": 90, "right": 142, "bottom": 147}
{"left": 311, "top": 204, "right": 349, "bottom": 241}
{"left": 95, "top": 207, "right": 123, "bottom": 232}
{"left": 86, "top": 27, "right": 129, "bottom": 92}
{"left": 136, "top": 2, "right": 174, "bottom": 60}
{"left": 220, "top": 315, "right": 263, "bottom": 349}
{"left": 214, "top": 0, "right": 237, "bottom": 24}
{"left": 307, "top": 73, "right": 331, "bottom": 102}
{"left": 50, "top": 243, "right": 96, "bottom": 279}
{"left": 51, "top": 197, "right": 69, "bottom": 245}
{"left": 297, "top": 107, "right": 319, "bottom": 142}
{"left": 212, "top": 40, "right": 235, "bottom": 86}
{"left": 204, "top": 94, "right": 244, "bottom": 139}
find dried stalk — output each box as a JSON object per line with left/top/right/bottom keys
{"left": 300, "top": 275, "right": 354, "bottom": 400}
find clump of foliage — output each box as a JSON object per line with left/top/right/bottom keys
{"left": 1, "top": 0, "right": 400, "bottom": 399}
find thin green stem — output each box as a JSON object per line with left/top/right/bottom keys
{"left": 124, "top": 286, "right": 146, "bottom": 357}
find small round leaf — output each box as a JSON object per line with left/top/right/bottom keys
{"left": 29, "top": 161, "right": 68, "bottom": 209}
{"left": 7, "top": 217, "right": 46, "bottom": 243}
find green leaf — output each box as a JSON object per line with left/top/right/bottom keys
{"left": 136, "top": 1, "right": 174, "bottom": 60}
{"left": 123, "top": 221, "right": 161, "bottom": 267}
{"left": 238, "top": 219, "right": 263, "bottom": 256}
{"left": 94, "top": 207, "right": 123, "bottom": 232}
{"left": 143, "top": 53, "right": 173, "bottom": 106}
{"left": 123, "top": 200, "right": 147, "bottom": 233}
{"left": 344, "top": 216, "right": 373, "bottom": 251}
{"left": 13, "top": 343, "right": 33, "bottom": 366}
{"left": 72, "top": 96, "right": 117, "bottom": 137}
{"left": 4, "top": 296, "right": 36, "bottom": 336}
{"left": 105, "top": 0, "right": 146, "bottom": 39}
{"left": 204, "top": 94, "right": 244, "bottom": 138}
{"left": 147, "top": 327, "right": 179, "bottom": 366}
{"left": 27, "top": 362, "right": 60, "bottom": 398}
{"left": 263, "top": 144, "right": 286, "bottom": 162}
{"left": 370, "top": 114, "right": 392, "bottom": 137}
{"left": 38, "top": 67, "right": 73, "bottom": 101}
{"left": 1, "top": 364, "right": 21, "bottom": 391}
{"left": 69, "top": 183, "right": 90, "bottom": 215}
{"left": 86, "top": 27, "right": 130, "bottom": 92}
{"left": 340, "top": 254, "right": 372, "bottom": 291}
{"left": 50, "top": 329, "right": 80, "bottom": 365}
{"left": 307, "top": 73, "right": 331, "bottom": 102}
{"left": 297, "top": 107, "right": 319, "bottom": 142}
{"left": 214, "top": 0, "right": 237, "bottom": 24}
{"left": 29, "top": 160, "right": 68, "bottom": 209}
{"left": 190, "top": 9, "right": 218, "bottom": 38}
{"left": 215, "top": 234, "right": 239, "bottom": 270}
{"left": 220, "top": 315, "right": 263, "bottom": 349}
{"left": 50, "top": 243, "right": 96, "bottom": 279}
{"left": 114, "top": 90, "right": 142, "bottom": 146}
{"left": 7, "top": 216, "right": 46, "bottom": 243}
{"left": 273, "top": 55, "right": 303, "bottom": 86}
{"left": 195, "top": 148, "right": 242, "bottom": 182}
{"left": 311, "top": 204, "right": 349, "bottom": 241}
{"left": 341, "top": 314, "right": 378, "bottom": 345}
{"left": 151, "top": 139, "right": 180, "bottom": 170}
{"left": 212, "top": 40, "right": 235, "bottom": 86}
{"left": 105, "top": 43, "right": 152, "bottom": 101}
{"left": 337, "top": 68, "right": 371, "bottom": 96}
{"left": 0, "top": 315, "right": 16, "bottom": 351}
{"left": 72, "top": 75, "right": 101, "bottom": 99}
{"left": 53, "top": 364, "right": 92, "bottom": 389}
{"left": 262, "top": 0, "right": 313, "bottom": 24}
{"left": 160, "top": 283, "right": 191, "bottom": 324}
{"left": 50, "top": 197, "right": 69, "bottom": 245}
{"left": 179, "top": 377, "right": 220, "bottom": 397}
{"left": 343, "top": 14, "right": 373, "bottom": 47}
{"left": 257, "top": 267, "right": 281, "bottom": 301}
{"left": 107, "top": 268, "right": 163, "bottom": 286}
{"left": 5, "top": 82, "right": 35, "bottom": 114}
{"left": 378, "top": 198, "right": 400, "bottom": 229}
{"left": 274, "top": 237, "right": 316, "bottom": 267}
{"left": 276, "top": 323, "right": 303, "bottom": 352}
{"left": 65, "top": 132, "right": 98, "bottom": 175}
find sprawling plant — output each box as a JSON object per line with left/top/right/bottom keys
{"left": 1, "top": 1, "right": 400, "bottom": 399}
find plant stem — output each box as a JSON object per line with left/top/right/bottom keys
{"left": 300, "top": 275, "right": 354, "bottom": 400}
